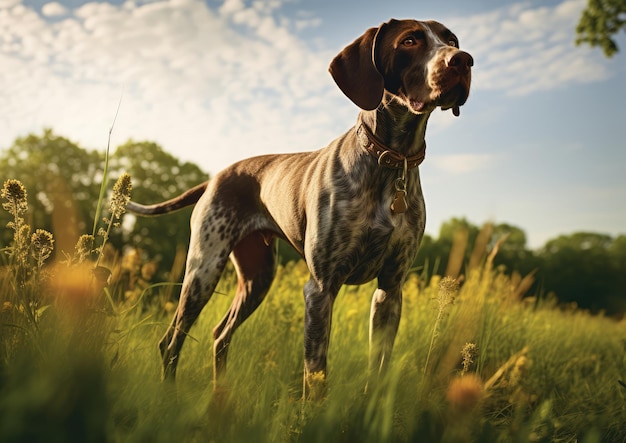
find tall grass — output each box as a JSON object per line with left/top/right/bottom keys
{"left": 1, "top": 180, "right": 625, "bottom": 442}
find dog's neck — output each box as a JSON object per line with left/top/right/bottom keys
{"left": 359, "top": 95, "right": 430, "bottom": 158}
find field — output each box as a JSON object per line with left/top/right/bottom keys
{"left": 1, "top": 176, "right": 625, "bottom": 443}
{"left": 2, "top": 256, "right": 625, "bottom": 443}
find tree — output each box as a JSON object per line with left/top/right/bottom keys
{"left": 539, "top": 232, "right": 618, "bottom": 312}
{"left": 576, "top": 0, "right": 626, "bottom": 57}
{"left": 415, "top": 218, "right": 480, "bottom": 275}
{"left": 610, "top": 234, "right": 626, "bottom": 272}
{"left": 0, "top": 129, "right": 103, "bottom": 254}
{"left": 413, "top": 219, "right": 539, "bottom": 296}
{"left": 490, "top": 223, "right": 539, "bottom": 276}
{"left": 608, "top": 234, "right": 626, "bottom": 311}
{"left": 110, "top": 140, "right": 209, "bottom": 276}
{"left": 0, "top": 132, "right": 209, "bottom": 281}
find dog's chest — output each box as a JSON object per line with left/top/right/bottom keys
{"left": 346, "top": 209, "right": 420, "bottom": 284}
{"left": 321, "top": 181, "right": 425, "bottom": 286}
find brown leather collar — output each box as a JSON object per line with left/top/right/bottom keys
{"left": 356, "top": 119, "right": 426, "bottom": 169}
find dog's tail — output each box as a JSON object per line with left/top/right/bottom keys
{"left": 127, "top": 181, "right": 208, "bottom": 216}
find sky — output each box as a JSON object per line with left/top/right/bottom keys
{"left": 1, "top": 0, "right": 625, "bottom": 249}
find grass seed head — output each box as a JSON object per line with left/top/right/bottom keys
{"left": 1, "top": 179, "right": 28, "bottom": 215}
{"left": 31, "top": 229, "right": 55, "bottom": 264}
{"left": 437, "top": 276, "right": 459, "bottom": 312}
{"left": 74, "top": 234, "right": 95, "bottom": 264}
{"left": 18, "top": 224, "right": 31, "bottom": 243}
{"left": 109, "top": 173, "right": 132, "bottom": 219}
{"left": 461, "top": 342, "right": 479, "bottom": 375}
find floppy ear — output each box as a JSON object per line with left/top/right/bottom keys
{"left": 329, "top": 25, "right": 386, "bottom": 111}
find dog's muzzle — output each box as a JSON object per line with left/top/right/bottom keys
{"left": 441, "top": 49, "right": 473, "bottom": 115}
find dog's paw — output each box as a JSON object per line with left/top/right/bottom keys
{"left": 304, "top": 371, "right": 327, "bottom": 401}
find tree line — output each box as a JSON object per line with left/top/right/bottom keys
{"left": 414, "top": 219, "right": 626, "bottom": 315}
{"left": 1, "top": 130, "right": 624, "bottom": 314}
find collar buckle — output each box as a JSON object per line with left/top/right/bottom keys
{"left": 356, "top": 119, "right": 426, "bottom": 170}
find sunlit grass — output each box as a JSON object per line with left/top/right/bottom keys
{"left": 1, "top": 179, "right": 625, "bottom": 442}
{"left": 94, "top": 261, "right": 626, "bottom": 442}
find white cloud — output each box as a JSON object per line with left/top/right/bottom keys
{"left": 429, "top": 153, "right": 495, "bottom": 175}
{"left": 41, "top": 2, "right": 68, "bottom": 16}
{"left": 0, "top": 0, "right": 618, "bottom": 179}
{"left": 219, "top": 0, "right": 245, "bottom": 16}
{"left": 0, "top": 0, "right": 351, "bottom": 174}
{"left": 448, "top": 0, "right": 610, "bottom": 96}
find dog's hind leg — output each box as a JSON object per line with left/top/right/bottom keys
{"left": 159, "top": 218, "right": 233, "bottom": 380}
{"left": 212, "top": 231, "right": 277, "bottom": 390}
{"left": 159, "top": 266, "right": 230, "bottom": 380}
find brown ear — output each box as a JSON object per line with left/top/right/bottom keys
{"left": 329, "top": 25, "right": 385, "bottom": 111}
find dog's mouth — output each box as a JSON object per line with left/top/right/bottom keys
{"left": 408, "top": 98, "right": 429, "bottom": 113}
{"left": 407, "top": 84, "right": 468, "bottom": 116}
{"left": 405, "top": 76, "right": 471, "bottom": 116}
{"left": 437, "top": 82, "right": 470, "bottom": 116}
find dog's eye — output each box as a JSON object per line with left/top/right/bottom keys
{"left": 448, "top": 39, "right": 458, "bottom": 47}
{"left": 403, "top": 36, "right": 417, "bottom": 47}
{"left": 402, "top": 31, "right": 424, "bottom": 47}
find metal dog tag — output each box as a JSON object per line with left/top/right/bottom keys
{"left": 391, "top": 189, "right": 408, "bottom": 213}
{"left": 391, "top": 177, "right": 408, "bottom": 214}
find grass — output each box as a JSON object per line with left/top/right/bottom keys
{"left": 1, "top": 179, "right": 626, "bottom": 442}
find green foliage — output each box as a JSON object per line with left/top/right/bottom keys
{"left": 2, "top": 258, "right": 626, "bottom": 442}
{"left": 3, "top": 125, "right": 625, "bottom": 440}
{"left": 110, "top": 140, "right": 208, "bottom": 277}
{"left": 1, "top": 179, "right": 56, "bottom": 346}
{"left": 0, "top": 176, "right": 135, "bottom": 442}
{"left": 415, "top": 220, "right": 625, "bottom": 315}
{"left": 541, "top": 232, "right": 625, "bottom": 312}
{"left": 0, "top": 130, "right": 103, "bottom": 255}
{"left": 1, "top": 177, "right": 625, "bottom": 442}
{"left": 415, "top": 218, "right": 539, "bottom": 279}
{"left": 0, "top": 131, "right": 209, "bottom": 281}
{"left": 490, "top": 222, "right": 537, "bottom": 272}
{"left": 576, "top": 0, "right": 626, "bottom": 57}
{"left": 3, "top": 130, "right": 624, "bottom": 312}
{"left": 0, "top": 336, "right": 109, "bottom": 443}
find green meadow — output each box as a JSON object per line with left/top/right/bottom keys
{"left": 1, "top": 178, "right": 625, "bottom": 443}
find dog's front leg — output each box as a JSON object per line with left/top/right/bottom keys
{"left": 368, "top": 287, "right": 402, "bottom": 386}
{"left": 302, "top": 279, "right": 336, "bottom": 400}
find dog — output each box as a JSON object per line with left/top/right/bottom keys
{"left": 127, "top": 18, "right": 472, "bottom": 398}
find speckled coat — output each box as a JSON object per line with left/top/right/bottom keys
{"left": 127, "top": 18, "right": 472, "bottom": 398}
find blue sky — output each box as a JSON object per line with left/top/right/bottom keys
{"left": 1, "top": 0, "right": 625, "bottom": 248}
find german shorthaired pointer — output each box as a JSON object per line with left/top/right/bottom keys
{"left": 127, "top": 18, "right": 473, "bottom": 398}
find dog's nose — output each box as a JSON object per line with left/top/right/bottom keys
{"left": 447, "top": 51, "right": 474, "bottom": 69}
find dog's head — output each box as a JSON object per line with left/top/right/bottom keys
{"left": 329, "top": 19, "right": 473, "bottom": 116}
